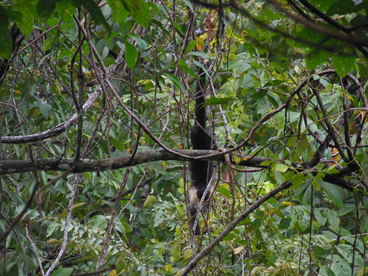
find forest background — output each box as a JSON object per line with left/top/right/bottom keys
{"left": 1, "top": 0, "right": 368, "bottom": 275}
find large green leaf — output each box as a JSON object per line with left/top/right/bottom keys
{"left": 106, "top": 0, "right": 129, "bottom": 27}
{"left": 0, "top": 23, "right": 12, "bottom": 59}
{"left": 332, "top": 48, "right": 356, "bottom": 77}
{"left": 37, "top": 0, "right": 61, "bottom": 19}
{"left": 121, "top": 0, "right": 151, "bottom": 28}
{"left": 56, "top": 0, "right": 75, "bottom": 25}
{"left": 320, "top": 181, "right": 344, "bottom": 209}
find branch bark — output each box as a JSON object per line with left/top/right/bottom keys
{"left": 0, "top": 149, "right": 362, "bottom": 192}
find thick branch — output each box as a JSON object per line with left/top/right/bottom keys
{"left": 0, "top": 150, "right": 267, "bottom": 175}
{"left": 0, "top": 149, "right": 362, "bottom": 192}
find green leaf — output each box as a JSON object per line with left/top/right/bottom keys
{"left": 129, "top": 35, "right": 148, "bottom": 51}
{"left": 0, "top": 23, "right": 12, "bottom": 59}
{"left": 316, "top": 163, "right": 324, "bottom": 171}
{"left": 14, "top": 5, "right": 34, "bottom": 37}
{"left": 124, "top": 41, "right": 138, "bottom": 70}
{"left": 204, "top": 97, "right": 234, "bottom": 106}
{"left": 326, "top": 0, "right": 364, "bottom": 16}
{"left": 187, "top": 51, "right": 210, "bottom": 59}
{"left": 218, "top": 187, "right": 231, "bottom": 198}
{"left": 291, "top": 174, "right": 305, "bottom": 190}
{"left": 260, "top": 160, "right": 273, "bottom": 166}
{"left": 0, "top": 6, "right": 23, "bottom": 22}
{"left": 89, "top": 215, "right": 108, "bottom": 230}
{"left": 275, "top": 163, "right": 288, "bottom": 173}
{"left": 151, "top": 19, "right": 170, "bottom": 37}
{"left": 47, "top": 221, "right": 60, "bottom": 236}
{"left": 306, "top": 48, "right": 330, "bottom": 69}
{"left": 56, "top": 0, "right": 75, "bottom": 25}
{"left": 183, "top": 0, "right": 194, "bottom": 12}
{"left": 37, "top": 0, "right": 59, "bottom": 19}
{"left": 106, "top": 0, "right": 129, "bottom": 27}
{"left": 109, "top": 137, "right": 126, "bottom": 152}
{"left": 332, "top": 46, "right": 356, "bottom": 76}
{"left": 121, "top": 0, "right": 151, "bottom": 28}
{"left": 328, "top": 210, "right": 340, "bottom": 227}
{"left": 186, "top": 40, "right": 198, "bottom": 54}
{"left": 143, "top": 195, "right": 156, "bottom": 207}
{"left": 39, "top": 101, "right": 52, "bottom": 119}
{"left": 53, "top": 267, "right": 74, "bottom": 276}
{"left": 320, "top": 181, "right": 344, "bottom": 209}
{"left": 164, "top": 73, "right": 186, "bottom": 91}
{"left": 178, "top": 59, "right": 195, "bottom": 77}
{"left": 260, "top": 127, "right": 276, "bottom": 146}
{"left": 330, "top": 255, "right": 352, "bottom": 276}
{"left": 308, "top": 0, "right": 338, "bottom": 13}
{"left": 279, "top": 218, "right": 291, "bottom": 229}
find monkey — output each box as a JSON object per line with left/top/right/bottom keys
{"left": 189, "top": 67, "right": 217, "bottom": 235}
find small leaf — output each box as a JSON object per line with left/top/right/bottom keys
{"left": 178, "top": 59, "right": 195, "bottom": 77}
{"left": 291, "top": 174, "right": 304, "bottom": 190}
{"left": 183, "top": 0, "right": 194, "bottom": 12}
{"left": 143, "top": 195, "right": 156, "bottom": 208}
{"left": 39, "top": 101, "right": 52, "bottom": 119}
{"left": 186, "top": 40, "right": 198, "bottom": 54}
{"left": 260, "top": 127, "right": 276, "bottom": 146}
{"left": 129, "top": 36, "right": 148, "bottom": 52}
{"left": 187, "top": 51, "right": 210, "bottom": 59}
{"left": 218, "top": 187, "right": 231, "bottom": 198}
{"left": 47, "top": 221, "right": 60, "bottom": 237}
{"left": 53, "top": 267, "right": 74, "bottom": 276}
{"left": 124, "top": 41, "right": 138, "bottom": 70}
{"left": 260, "top": 160, "right": 273, "bottom": 166}
{"left": 275, "top": 163, "right": 288, "bottom": 173}
{"left": 316, "top": 163, "right": 324, "bottom": 171}
{"left": 89, "top": 215, "right": 108, "bottom": 230}
{"left": 204, "top": 97, "right": 234, "bottom": 106}
{"left": 165, "top": 73, "right": 186, "bottom": 91}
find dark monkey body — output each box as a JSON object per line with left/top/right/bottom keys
{"left": 189, "top": 68, "right": 217, "bottom": 235}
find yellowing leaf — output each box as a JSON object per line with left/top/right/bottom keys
{"left": 232, "top": 155, "right": 241, "bottom": 164}
{"left": 164, "top": 264, "right": 173, "bottom": 272}
{"left": 72, "top": 202, "right": 85, "bottom": 209}
{"left": 109, "top": 269, "right": 117, "bottom": 276}
{"left": 143, "top": 195, "right": 156, "bottom": 208}
{"left": 233, "top": 246, "right": 244, "bottom": 254}
{"left": 184, "top": 248, "right": 193, "bottom": 260}
{"left": 275, "top": 163, "right": 288, "bottom": 173}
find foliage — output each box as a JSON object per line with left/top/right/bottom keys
{"left": 0, "top": 0, "right": 368, "bottom": 275}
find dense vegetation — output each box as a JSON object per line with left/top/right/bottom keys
{"left": 1, "top": 0, "right": 368, "bottom": 275}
